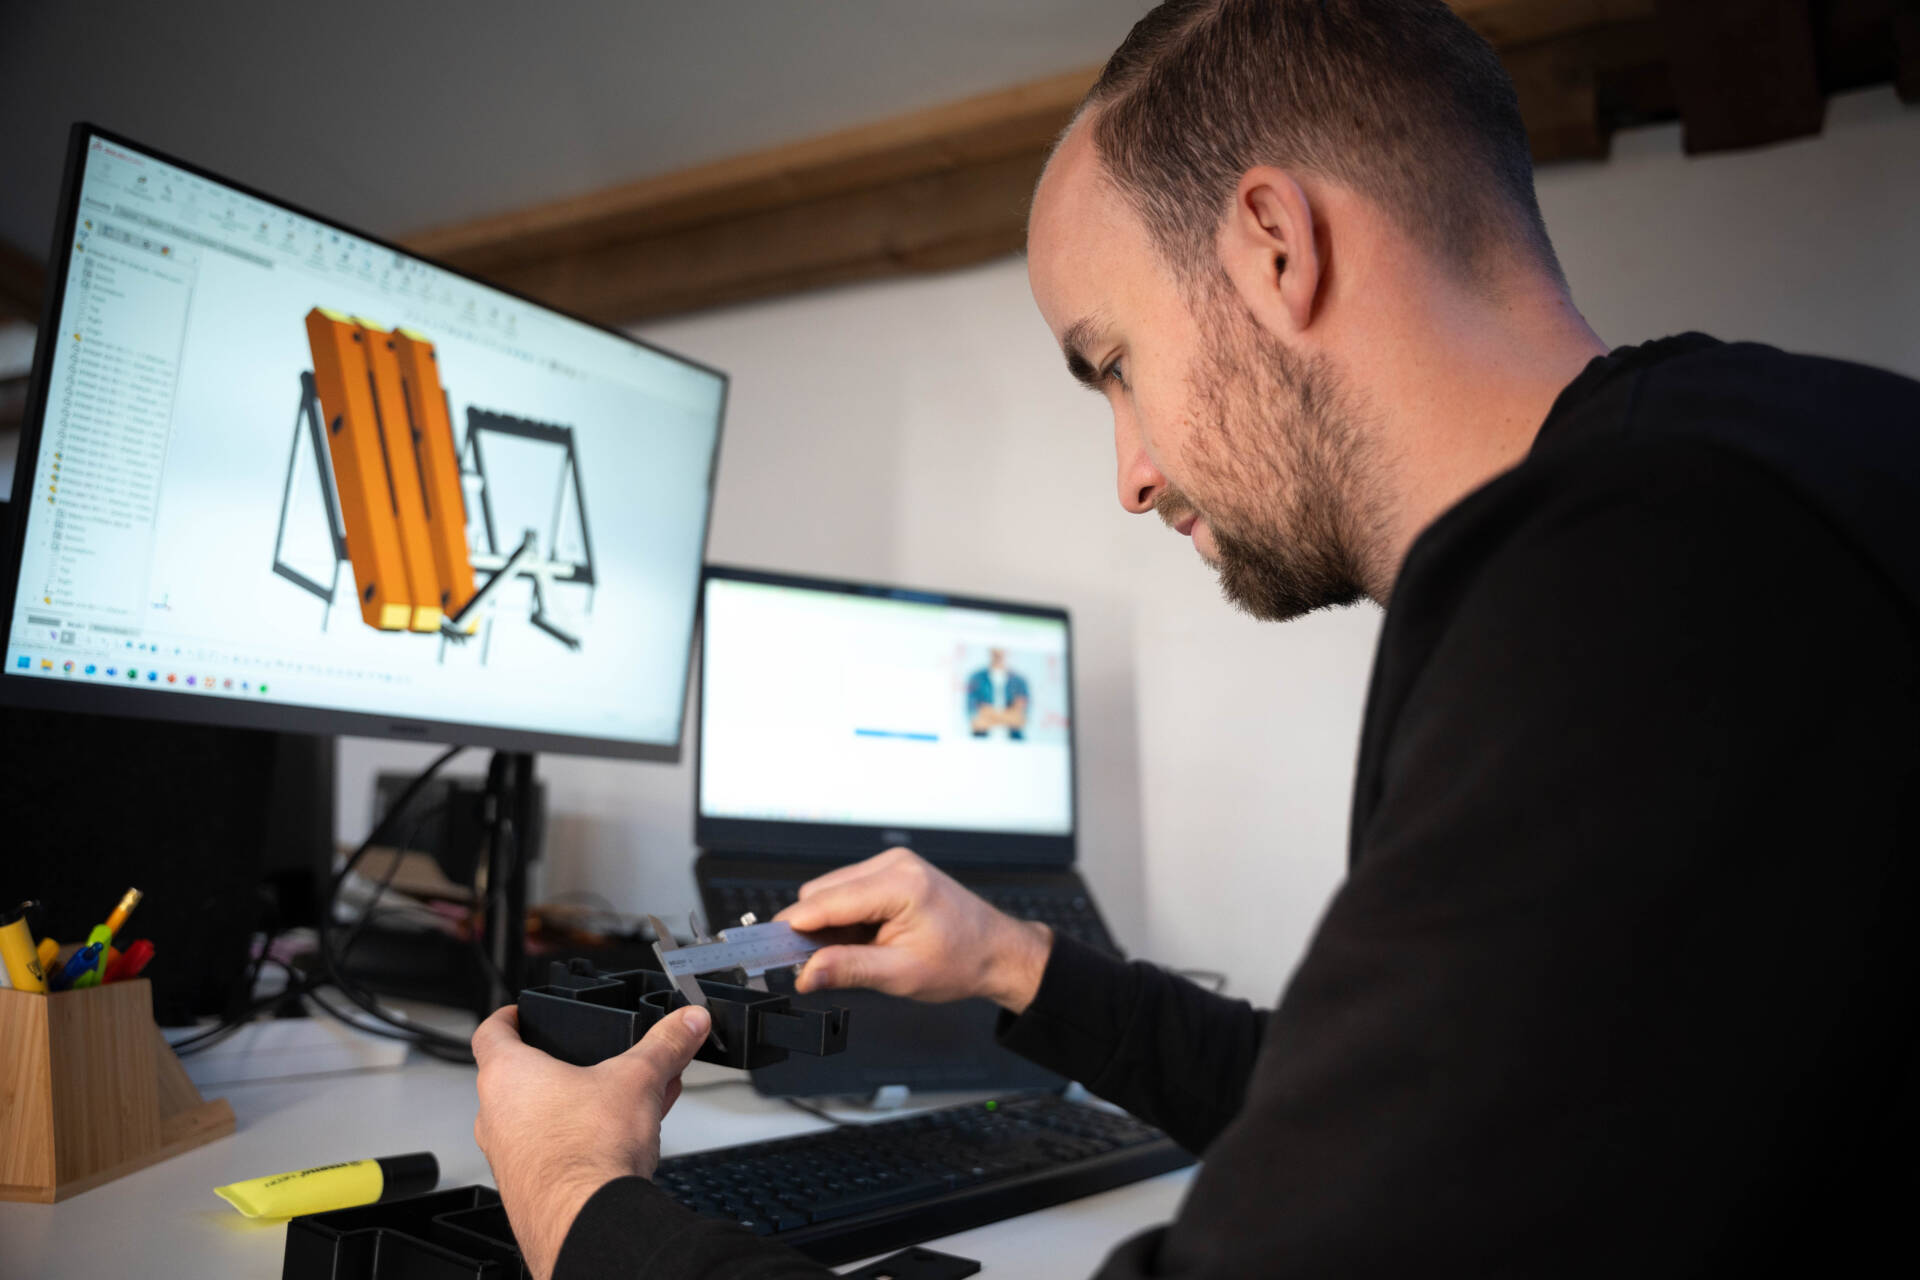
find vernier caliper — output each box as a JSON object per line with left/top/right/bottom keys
{"left": 646, "top": 914, "right": 826, "bottom": 1054}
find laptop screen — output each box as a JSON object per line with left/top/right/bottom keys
{"left": 697, "top": 568, "right": 1074, "bottom": 857}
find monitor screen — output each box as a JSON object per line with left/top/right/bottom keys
{"left": 698, "top": 569, "right": 1075, "bottom": 847}
{"left": 2, "top": 126, "right": 726, "bottom": 759}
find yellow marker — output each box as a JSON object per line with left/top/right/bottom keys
{"left": 37, "top": 937, "right": 60, "bottom": 971}
{"left": 214, "top": 1152, "right": 438, "bottom": 1219}
{"left": 0, "top": 902, "right": 47, "bottom": 993}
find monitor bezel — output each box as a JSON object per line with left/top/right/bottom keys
{"left": 1, "top": 122, "right": 728, "bottom": 762}
{"left": 695, "top": 563, "right": 1078, "bottom": 866}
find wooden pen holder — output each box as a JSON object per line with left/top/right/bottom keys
{"left": 0, "top": 979, "right": 235, "bottom": 1202}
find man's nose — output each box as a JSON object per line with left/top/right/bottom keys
{"left": 1116, "top": 428, "right": 1167, "bottom": 516}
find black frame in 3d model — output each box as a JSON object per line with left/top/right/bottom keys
{"left": 462, "top": 408, "right": 599, "bottom": 651}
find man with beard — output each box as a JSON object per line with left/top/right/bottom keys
{"left": 472, "top": 2, "right": 1920, "bottom": 1276}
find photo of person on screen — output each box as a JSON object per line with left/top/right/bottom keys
{"left": 966, "top": 647, "right": 1029, "bottom": 740}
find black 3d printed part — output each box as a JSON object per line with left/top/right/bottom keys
{"left": 518, "top": 958, "right": 851, "bottom": 1071}
{"left": 282, "top": 1186, "right": 527, "bottom": 1280}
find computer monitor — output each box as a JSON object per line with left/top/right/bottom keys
{"left": 697, "top": 565, "right": 1076, "bottom": 865}
{"left": 2, "top": 124, "right": 727, "bottom": 762}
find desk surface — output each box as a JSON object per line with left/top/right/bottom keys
{"left": 1, "top": 1053, "right": 1193, "bottom": 1279}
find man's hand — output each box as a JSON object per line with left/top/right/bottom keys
{"left": 777, "top": 847, "right": 1052, "bottom": 1013}
{"left": 472, "top": 1002, "right": 711, "bottom": 1280}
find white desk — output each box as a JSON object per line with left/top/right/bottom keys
{"left": 1, "top": 1052, "right": 1195, "bottom": 1278}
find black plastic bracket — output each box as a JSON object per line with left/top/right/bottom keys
{"left": 282, "top": 1187, "right": 525, "bottom": 1280}
{"left": 518, "top": 958, "right": 851, "bottom": 1070}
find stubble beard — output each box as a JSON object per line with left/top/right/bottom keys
{"left": 1160, "top": 289, "right": 1384, "bottom": 623}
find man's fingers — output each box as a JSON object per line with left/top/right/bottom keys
{"left": 614, "top": 1006, "right": 712, "bottom": 1098}
{"left": 795, "top": 943, "right": 916, "bottom": 996}
{"left": 793, "top": 847, "right": 914, "bottom": 900}
{"left": 779, "top": 874, "right": 913, "bottom": 934}
{"left": 471, "top": 1002, "right": 522, "bottom": 1063}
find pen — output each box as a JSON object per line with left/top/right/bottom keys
{"left": 0, "top": 901, "right": 48, "bottom": 993}
{"left": 48, "top": 941, "right": 105, "bottom": 993}
{"left": 72, "top": 925, "right": 114, "bottom": 989}
{"left": 103, "top": 940, "right": 154, "bottom": 983}
{"left": 103, "top": 888, "right": 142, "bottom": 938}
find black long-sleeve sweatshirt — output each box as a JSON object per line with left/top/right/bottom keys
{"left": 555, "top": 335, "right": 1920, "bottom": 1278}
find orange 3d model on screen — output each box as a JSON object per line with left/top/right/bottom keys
{"left": 272, "top": 307, "right": 597, "bottom": 660}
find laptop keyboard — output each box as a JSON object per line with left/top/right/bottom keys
{"left": 704, "top": 878, "right": 1118, "bottom": 955}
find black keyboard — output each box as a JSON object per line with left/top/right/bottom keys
{"left": 654, "top": 1093, "right": 1192, "bottom": 1264}
{"left": 704, "top": 876, "right": 1119, "bottom": 954}
{"left": 984, "top": 886, "right": 1109, "bottom": 949}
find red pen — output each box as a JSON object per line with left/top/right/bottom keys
{"left": 103, "top": 939, "right": 153, "bottom": 983}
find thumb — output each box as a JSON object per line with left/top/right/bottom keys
{"left": 616, "top": 1006, "right": 711, "bottom": 1099}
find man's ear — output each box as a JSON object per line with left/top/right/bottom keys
{"left": 1218, "top": 167, "right": 1321, "bottom": 338}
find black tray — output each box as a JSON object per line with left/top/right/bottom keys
{"left": 283, "top": 1186, "right": 526, "bottom": 1280}
{"left": 518, "top": 957, "right": 851, "bottom": 1070}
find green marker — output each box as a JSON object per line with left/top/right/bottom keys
{"left": 71, "top": 923, "right": 113, "bottom": 988}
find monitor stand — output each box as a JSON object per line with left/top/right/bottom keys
{"left": 479, "top": 750, "right": 537, "bottom": 1013}
{"left": 334, "top": 749, "right": 543, "bottom": 1017}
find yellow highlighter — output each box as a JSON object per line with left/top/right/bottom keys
{"left": 0, "top": 901, "right": 47, "bottom": 993}
{"left": 215, "top": 1152, "right": 439, "bottom": 1219}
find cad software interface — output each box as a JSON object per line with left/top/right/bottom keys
{"left": 6, "top": 133, "right": 725, "bottom": 749}
{"left": 700, "top": 577, "right": 1074, "bottom": 837}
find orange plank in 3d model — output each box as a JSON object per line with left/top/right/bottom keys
{"left": 354, "top": 318, "right": 444, "bottom": 633}
{"left": 304, "top": 307, "right": 414, "bottom": 631}
{"left": 391, "top": 329, "right": 478, "bottom": 630}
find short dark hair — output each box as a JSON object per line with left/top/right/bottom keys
{"left": 1082, "top": 0, "right": 1560, "bottom": 288}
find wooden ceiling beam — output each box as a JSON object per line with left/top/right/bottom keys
{"left": 406, "top": 68, "right": 1097, "bottom": 282}
{"left": 1450, "top": 0, "right": 1655, "bottom": 47}
{"left": 1654, "top": 0, "right": 1824, "bottom": 153}
{"left": 480, "top": 149, "right": 1046, "bottom": 325}
{"left": 404, "top": 2, "right": 1706, "bottom": 323}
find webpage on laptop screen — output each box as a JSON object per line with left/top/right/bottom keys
{"left": 700, "top": 578, "right": 1072, "bottom": 837}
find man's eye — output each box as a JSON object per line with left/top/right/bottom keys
{"left": 1101, "top": 359, "right": 1128, "bottom": 391}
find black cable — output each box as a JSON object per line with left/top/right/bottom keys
{"left": 313, "top": 745, "right": 481, "bottom": 1061}
{"left": 177, "top": 747, "right": 495, "bottom": 1066}
{"left": 171, "top": 885, "right": 306, "bottom": 1056}
{"left": 330, "top": 745, "right": 464, "bottom": 902}
{"left": 171, "top": 956, "right": 310, "bottom": 1056}
{"left": 170, "top": 985, "right": 295, "bottom": 1056}
{"left": 337, "top": 803, "right": 445, "bottom": 967}
{"left": 301, "top": 984, "right": 476, "bottom": 1064}
{"left": 782, "top": 1096, "right": 852, "bottom": 1127}
{"left": 318, "top": 933, "right": 477, "bottom": 1059}
{"left": 174, "top": 958, "right": 470, "bottom": 1065}
{"left": 466, "top": 813, "right": 508, "bottom": 995}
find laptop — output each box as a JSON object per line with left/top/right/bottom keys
{"left": 693, "top": 564, "right": 1120, "bottom": 1098}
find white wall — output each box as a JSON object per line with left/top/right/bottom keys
{"left": 1542, "top": 88, "right": 1920, "bottom": 376}
{"left": 336, "top": 86, "right": 1920, "bottom": 1001}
